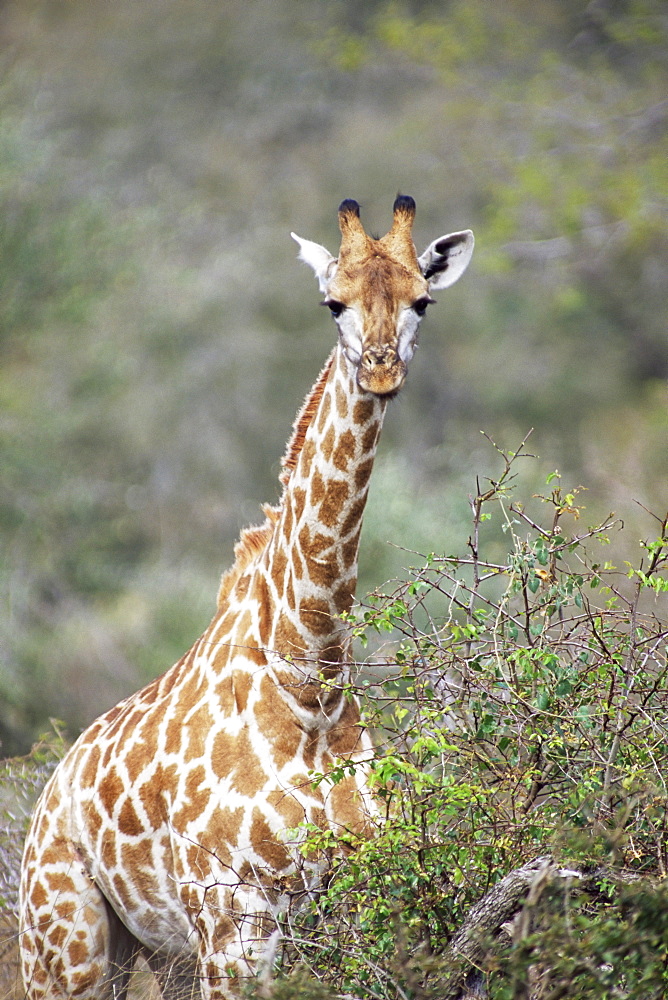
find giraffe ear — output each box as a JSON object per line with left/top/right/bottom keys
{"left": 291, "top": 233, "right": 337, "bottom": 292}
{"left": 418, "top": 230, "right": 474, "bottom": 291}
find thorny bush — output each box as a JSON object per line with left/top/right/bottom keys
{"left": 271, "top": 435, "right": 668, "bottom": 999}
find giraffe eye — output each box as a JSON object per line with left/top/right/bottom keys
{"left": 322, "top": 299, "right": 346, "bottom": 318}
{"left": 413, "top": 296, "right": 435, "bottom": 317}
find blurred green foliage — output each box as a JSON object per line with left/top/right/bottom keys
{"left": 0, "top": 0, "right": 666, "bottom": 753}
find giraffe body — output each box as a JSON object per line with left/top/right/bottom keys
{"left": 19, "top": 197, "right": 473, "bottom": 998}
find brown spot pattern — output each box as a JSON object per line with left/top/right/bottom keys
{"left": 329, "top": 779, "right": 370, "bottom": 836}
{"left": 173, "top": 765, "right": 211, "bottom": 827}
{"left": 30, "top": 882, "right": 48, "bottom": 909}
{"left": 341, "top": 495, "right": 367, "bottom": 537}
{"left": 286, "top": 572, "right": 295, "bottom": 608}
{"left": 305, "top": 552, "right": 339, "bottom": 589}
{"left": 250, "top": 808, "right": 291, "bottom": 871}
{"left": 164, "top": 705, "right": 187, "bottom": 756}
{"left": 342, "top": 525, "right": 362, "bottom": 568}
{"left": 211, "top": 728, "right": 268, "bottom": 797}
{"left": 112, "top": 873, "right": 136, "bottom": 914}
{"left": 362, "top": 420, "right": 381, "bottom": 453}
{"left": 214, "top": 676, "right": 235, "bottom": 716}
{"left": 85, "top": 803, "right": 103, "bottom": 840}
{"left": 335, "top": 381, "right": 348, "bottom": 419}
{"left": 353, "top": 398, "right": 375, "bottom": 425}
{"left": 243, "top": 644, "right": 266, "bottom": 666}
{"left": 252, "top": 573, "right": 274, "bottom": 647}
{"left": 254, "top": 676, "right": 303, "bottom": 770}
{"left": 232, "top": 671, "right": 252, "bottom": 713}
{"left": 309, "top": 469, "right": 325, "bottom": 507}
{"left": 101, "top": 832, "right": 117, "bottom": 870}
{"left": 211, "top": 915, "right": 235, "bottom": 947}
{"left": 321, "top": 423, "right": 336, "bottom": 462}
{"left": 300, "top": 438, "right": 316, "bottom": 477}
{"left": 80, "top": 745, "right": 101, "bottom": 788}
{"left": 282, "top": 498, "right": 293, "bottom": 540}
{"left": 319, "top": 479, "right": 350, "bottom": 528}
{"left": 317, "top": 394, "right": 330, "bottom": 434}
{"left": 47, "top": 925, "right": 67, "bottom": 948}
{"left": 45, "top": 872, "right": 76, "bottom": 894}
{"left": 138, "top": 763, "right": 174, "bottom": 828}
{"left": 120, "top": 839, "right": 153, "bottom": 874}
{"left": 205, "top": 804, "right": 244, "bottom": 849}
{"left": 98, "top": 769, "right": 124, "bottom": 817}
{"left": 124, "top": 739, "right": 151, "bottom": 784}
{"left": 355, "top": 456, "right": 374, "bottom": 491}
{"left": 270, "top": 542, "right": 288, "bottom": 590}
{"left": 119, "top": 708, "right": 145, "bottom": 744}
{"left": 333, "top": 428, "right": 356, "bottom": 471}
{"left": 118, "top": 797, "right": 145, "bottom": 837}
{"left": 327, "top": 698, "right": 364, "bottom": 756}
{"left": 267, "top": 789, "right": 306, "bottom": 828}
{"left": 292, "top": 486, "right": 306, "bottom": 523}
{"left": 55, "top": 900, "right": 76, "bottom": 921}
{"left": 184, "top": 703, "right": 214, "bottom": 762}
{"left": 67, "top": 940, "right": 88, "bottom": 967}
{"left": 311, "top": 530, "right": 335, "bottom": 557}
{"left": 274, "top": 612, "right": 306, "bottom": 657}
{"left": 333, "top": 583, "right": 354, "bottom": 614}
{"left": 300, "top": 598, "right": 334, "bottom": 636}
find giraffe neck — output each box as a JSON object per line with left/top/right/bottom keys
{"left": 258, "top": 344, "right": 387, "bottom": 675}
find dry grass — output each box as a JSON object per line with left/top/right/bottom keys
{"left": 0, "top": 916, "right": 22, "bottom": 1000}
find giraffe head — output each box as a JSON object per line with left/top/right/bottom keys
{"left": 292, "top": 195, "right": 474, "bottom": 395}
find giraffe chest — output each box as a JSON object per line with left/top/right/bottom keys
{"left": 60, "top": 665, "right": 370, "bottom": 956}
{"left": 78, "top": 739, "right": 347, "bottom": 955}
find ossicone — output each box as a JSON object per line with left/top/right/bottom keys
{"left": 338, "top": 198, "right": 361, "bottom": 218}
{"left": 392, "top": 194, "right": 416, "bottom": 220}
{"left": 338, "top": 198, "right": 368, "bottom": 256}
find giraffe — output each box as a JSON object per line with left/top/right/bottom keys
{"left": 19, "top": 195, "right": 474, "bottom": 999}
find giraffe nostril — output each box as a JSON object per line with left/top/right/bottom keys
{"left": 362, "top": 348, "right": 397, "bottom": 369}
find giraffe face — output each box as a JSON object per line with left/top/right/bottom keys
{"left": 323, "top": 254, "right": 430, "bottom": 396}
{"left": 292, "top": 195, "right": 474, "bottom": 396}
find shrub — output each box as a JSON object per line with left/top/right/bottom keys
{"left": 272, "top": 438, "right": 668, "bottom": 998}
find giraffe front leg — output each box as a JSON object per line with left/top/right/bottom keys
{"left": 195, "top": 926, "right": 257, "bottom": 999}
{"left": 20, "top": 843, "right": 138, "bottom": 1000}
{"left": 193, "top": 890, "right": 280, "bottom": 999}
{"left": 145, "top": 951, "right": 198, "bottom": 999}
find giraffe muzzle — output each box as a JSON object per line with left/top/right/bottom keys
{"left": 357, "top": 347, "right": 407, "bottom": 396}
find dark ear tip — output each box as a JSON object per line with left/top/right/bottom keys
{"left": 435, "top": 232, "right": 469, "bottom": 254}
{"left": 393, "top": 194, "right": 416, "bottom": 215}
{"left": 338, "top": 198, "right": 361, "bottom": 216}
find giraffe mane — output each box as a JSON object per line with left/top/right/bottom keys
{"left": 216, "top": 506, "right": 280, "bottom": 607}
{"left": 279, "top": 347, "right": 336, "bottom": 485}
{"left": 216, "top": 348, "right": 337, "bottom": 609}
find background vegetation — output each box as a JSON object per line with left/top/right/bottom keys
{"left": 1, "top": 0, "right": 666, "bottom": 753}
{"left": 0, "top": 2, "right": 667, "bottom": 993}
